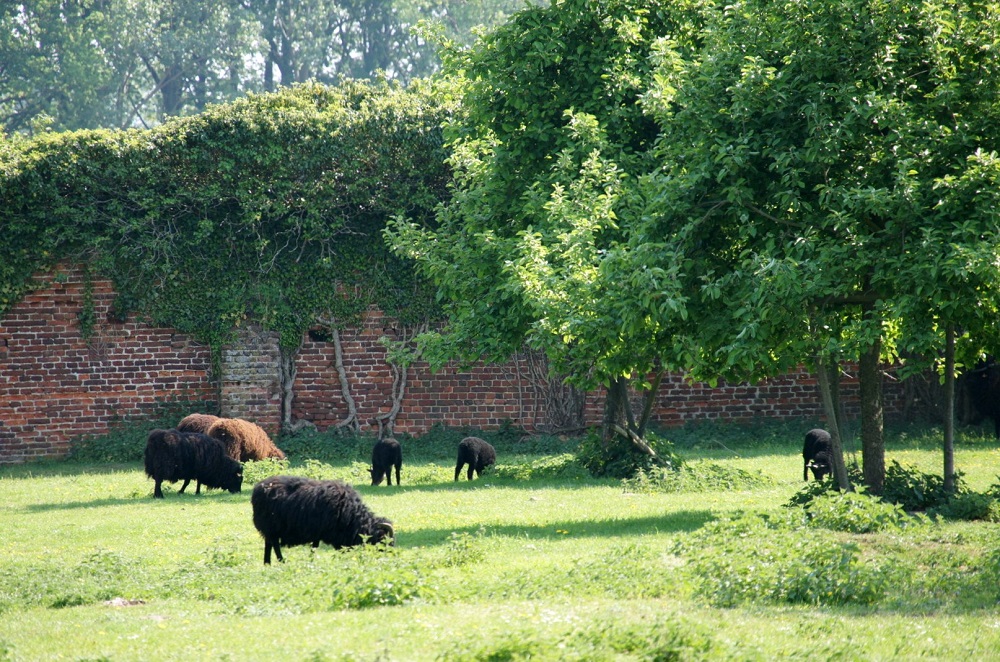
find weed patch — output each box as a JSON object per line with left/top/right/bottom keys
{"left": 676, "top": 511, "right": 900, "bottom": 607}
{"left": 622, "top": 462, "right": 774, "bottom": 494}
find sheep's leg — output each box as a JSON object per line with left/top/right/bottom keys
{"left": 394, "top": 464, "right": 401, "bottom": 486}
{"left": 467, "top": 465, "right": 475, "bottom": 480}
{"left": 153, "top": 479, "right": 165, "bottom": 499}
{"left": 195, "top": 480, "right": 202, "bottom": 495}
{"left": 803, "top": 461, "right": 808, "bottom": 482}
{"left": 178, "top": 479, "right": 191, "bottom": 493}
{"left": 455, "top": 462, "right": 464, "bottom": 481}
{"left": 264, "top": 539, "right": 282, "bottom": 565}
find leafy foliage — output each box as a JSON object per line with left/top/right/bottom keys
{"left": 67, "top": 397, "right": 214, "bottom": 463}
{"left": 880, "top": 460, "right": 959, "bottom": 512}
{"left": 930, "top": 492, "right": 1000, "bottom": 523}
{"left": 576, "top": 429, "right": 681, "bottom": 479}
{"left": 0, "top": 0, "right": 528, "bottom": 131}
{"left": 788, "top": 460, "right": 1000, "bottom": 523}
{"left": 492, "top": 453, "right": 589, "bottom": 481}
{"left": 677, "top": 511, "right": 900, "bottom": 607}
{"left": 644, "top": 0, "right": 1000, "bottom": 381}
{"left": 1, "top": 80, "right": 451, "bottom": 352}
{"left": 389, "top": 0, "right": 709, "bottom": 385}
{"left": 804, "top": 489, "right": 926, "bottom": 534}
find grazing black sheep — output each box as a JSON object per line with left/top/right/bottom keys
{"left": 802, "top": 428, "right": 833, "bottom": 481}
{"left": 964, "top": 360, "right": 1000, "bottom": 438}
{"left": 454, "top": 436, "right": 496, "bottom": 481}
{"left": 251, "top": 475, "right": 395, "bottom": 564}
{"left": 369, "top": 437, "right": 402, "bottom": 486}
{"left": 144, "top": 429, "right": 244, "bottom": 498}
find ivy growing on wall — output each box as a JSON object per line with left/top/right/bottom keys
{"left": 0, "top": 78, "right": 453, "bottom": 434}
{"left": 0, "top": 78, "right": 452, "bottom": 359}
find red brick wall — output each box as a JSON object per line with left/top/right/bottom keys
{"left": 0, "top": 266, "right": 216, "bottom": 463}
{"left": 293, "top": 309, "right": 549, "bottom": 433}
{"left": 0, "top": 264, "right": 902, "bottom": 463}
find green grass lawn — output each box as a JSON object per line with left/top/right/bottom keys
{"left": 2, "top": 421, "right": 1000, "bottom": 660}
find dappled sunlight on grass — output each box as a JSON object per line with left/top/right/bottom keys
{"left": 4, "top": 421, "right": 1000, "bottom": 659}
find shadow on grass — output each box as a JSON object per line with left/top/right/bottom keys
{"left": 403, "top": 509, "right": 715, "bottom": 548}
{"left": 22, "top": 488, "right": 248, "bottom": 512}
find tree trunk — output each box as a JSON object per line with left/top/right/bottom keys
{"left": 816, "top": 354, "right": 851, "bottom": 491}
{"left": 944, "top": 325, "right": 956, "bottom": 494}
{"left": 602, "top": 375, "right": 659, "bottom": 459}
{"left": 601, "top": 376, "right": 631, "bottom": 448}
{"left": 859, "top": 334, "right": 885, "bottom": 495}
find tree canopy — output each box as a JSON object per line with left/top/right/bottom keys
{"left": 0, "top": 0, "right": 529, "bottom": 132}
{"left": 640, "top": 0, "right": 1000, "bottom": 490}
{"left": 389, "top": 0, "right": 710, "bottom": 460}
{"left": 392, "top": 0, "right": 1000, "bottom": 485}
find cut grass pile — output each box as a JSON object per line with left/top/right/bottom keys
{"left": 2, "top": 420, "right": 1000, "bottom": 660}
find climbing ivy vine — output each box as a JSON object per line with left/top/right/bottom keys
{"left": 0, "top": 78, "right": 453, "bottom": 433}
{"left": 0, "top": 78, "right": 451, "bottom": 354}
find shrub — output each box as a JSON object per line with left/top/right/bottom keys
{"left": 929, "top": 492, "right": 1000, "bottom": 522}
{"left": 439, "top": 615, "right": 721, "bottom": 661}
{"left": 242, "top": 458, "right": 290, "bottom": 486}
{"left": 68, "top": 398, "right": 213, "bottom": 463}
{"left": 276, "top": 429, "right": 371, "bottom": 463}
{"left": 327, "top": 548, "right": 433, "bottom": 609}
{"left": 677, "top": 512, "right": 897, "bottom": 607}
{"left": 576, "top": 429, "right": 682, "bottom": 479}
{"left": 786, "top": 475, "right": 839, "bottom": 508}
{"left": 881, "top": 460, "right": 959, "bottom": 511}
{"left": 437, "top": 529, "right": 488, "bottom": 568}
{"left": 805, "top": 490, "right": 926, "bottom": 534}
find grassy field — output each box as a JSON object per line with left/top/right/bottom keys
{"left": 3, "top": 420, "right": 1000, "bottom": 660}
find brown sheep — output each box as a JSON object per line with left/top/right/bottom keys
{"left": 206, "top": 417, "right": 286, "bottom": 462}
{"left": 177, "top": 413, "right": 222, "bottom": 434}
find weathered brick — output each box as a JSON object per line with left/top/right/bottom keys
{"left": 1, "top": 262, "right": 907, "bottom": 464}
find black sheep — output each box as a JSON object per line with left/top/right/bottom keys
{"left": 251, "top": 475, "right": 394, "bottom": 564}
{"left": 454, "top": 436, "right": 496, "bottom": 481}
{"left": 369, "top": 437, "right": 402, "bottom": 486}
{"left": 964, "top": 360, "right": 1000, "bottom": 438}
{"left": 144, "top": 429, "right": 244, "bottom": 498}
{"left": 802, "top": 428, "right": 833, "bottom": 481}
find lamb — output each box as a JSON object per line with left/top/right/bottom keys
{"left": 176, "top": 413, "right": 221, "bottom": 434}
{"left": 369, "top": 437, "right": 402, "bottom": 486}
{"left": 251, "top": 475, "right": 395, "bottom": 564}
{"left": 206, "top": 417, "right": 286, "bottom": 462}
{"left": 144, "top": 428, "right": 244, "bottom": 498}
{"left": 802, "top": 428, "right": 833, "bottom": 481}
{"left": 454, "top": 436, "right": 496, "bottom": 481}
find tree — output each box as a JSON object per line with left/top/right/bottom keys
{"left": 388, "top": 0, "right": 708, "bottom": 467}
{"left": 641, "top": 0, "right": 1000, "bottom": 493}
{"left": 0, "top": 1, "right": 117, "bottom": 132}
{"left": 1, "top": 0, "right": 530, "bottom": 132}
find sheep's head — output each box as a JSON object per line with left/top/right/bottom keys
{"left": 369, "top": 466, "right": 385, "bottom": 486}
{"left": 372, "top": 520, "right": 395, "bottom": 546}
{"left": 222, "top": 460, "right": 244, "bottom": 493}
{"left": 808, "top": 453, "right": 833, "bottom": 480}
